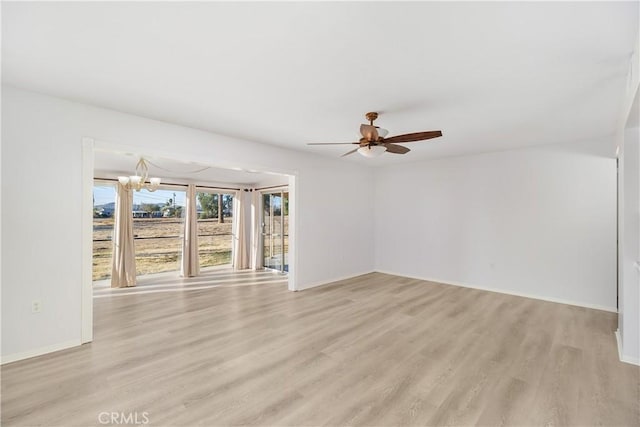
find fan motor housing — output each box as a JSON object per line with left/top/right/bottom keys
{"left": 365, "top": 112, "right": 378, "bottom": 122}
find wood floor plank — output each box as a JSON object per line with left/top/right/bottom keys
{"left": 2, "top": 272, "right": 638, "bottom": 426}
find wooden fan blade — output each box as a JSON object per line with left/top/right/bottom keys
{"left": 360, "top": 124, "right": 379, "bottom": 141}
{"left": 307, "top": 142, "right": 360, "bottom": 145}
{"left": 384, "top": 130, "right": 442, "bottom": 144}
{"left": 382, "top": 143, "right": 410, "bottom": 154}
{"left": 341, "top": 148, "right": 359, "bottom": 157}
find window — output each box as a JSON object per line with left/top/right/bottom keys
{"left": 196, "top": 191, "right": 234, "bottom": 268}
{"left": 93, "top": 182, "right": 237, "bottom": 281}
{"left": 92, "top": 183, "right": 188, "bottom": 280}
{"left": 132, "top": 188, "right": 186, "bottom": 276}
{"left": 93, "top": 183, "right": 117, "bottom": 281}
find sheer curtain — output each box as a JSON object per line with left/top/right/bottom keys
{"left": 181, "top": 184, "right": 200, "bottom": 277}
{"left": 250, "top": 190, "right": 263, "bottom": 270}
{"left": 111, "top": 183, "right": 136, "bottom": 288}
{"left": 232, "top": 189, "right": 250, "bottom": 270}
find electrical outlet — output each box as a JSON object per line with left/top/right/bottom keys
{"left": 31, "top": 300, "right": 42, "bottom": 313}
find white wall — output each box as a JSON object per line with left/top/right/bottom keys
{"left": 0, "top": 84, "right": 628, "bottom": 364}
{"left": 375, "top": 139, "right": 617, "bottom": 311}
{"left": 1, "top": 86, "right": 375, "bottom": 361}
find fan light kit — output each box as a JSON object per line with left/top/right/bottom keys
{"left": 308, "top": 112, "right": 442, "bottom": 158}
{"left": 358, "top": 145, "right": 387, "bottom": 158}
{"left": 118, "top": 158, "right": 162, "bottom": 192}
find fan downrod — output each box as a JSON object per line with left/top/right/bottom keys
{"left": 365, "top": 112, "right": 378, "bottom": 125}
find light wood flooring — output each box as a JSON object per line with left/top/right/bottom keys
{"left": 92, "top": 266, "right": 289, "bottom": 297}
{"left": 2, "top": 272, "right": 639, "bottom": 426}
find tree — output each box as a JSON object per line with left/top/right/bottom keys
{"left": 283, "top": 193, "right": 289, "bottom": 215}
{"left": 161, "top": 195, "right": 183, "bottom": 218}
{"left": 141, "top": 203, "right": 158, "bottom": 215}
{"left": 218, "top": 194, "right": 224, "bottom": 223}
{"left": 223, "top": 195, "right": 233, "bottom": 217}
{"left": 197, "top": 192, "right": 217, "bottom": 219}
{"left": 195, "top": 192, "right": 232, "bottom": 221}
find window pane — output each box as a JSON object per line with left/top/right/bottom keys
{"left": 196, "top": 192, "right": 233, "bottom": 268}
{"left": 93, "top": 184, "right": 116, "bottom": 281}
{"left": 133, "top": 189, "right": 185, "bottom": 276}
{"left": 93, "top": 185, "right": 236, "bottom": 280}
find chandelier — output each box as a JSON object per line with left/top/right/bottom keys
{"left": 117, "top": 158, "right": 162, "bottom": 192}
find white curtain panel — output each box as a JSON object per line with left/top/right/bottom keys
{"left": 181, "top": 184, "right": 200, "bottom": 277}
{"left": 231, "top": 190, "right": 250, "bottom": 270}
{"left": 250, "top": 190, "right": 263, "bottom": 270}
{"left": 111, "top": 183, "right": 136, "bottom": 288}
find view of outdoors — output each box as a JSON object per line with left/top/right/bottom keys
{"left": 197, "top": 191, "right": 234, "bottom": 268}
{"left": 263, "top": 191, "right": 289, "bottom": 272}
{"left": 92, "top": 183, "right": 233, "bottom": 281}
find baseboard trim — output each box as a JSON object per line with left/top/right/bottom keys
{"left": 296, "top": 270, "right": 376, "bottom": 291}
{"left": 620, "top": 354, "right": 640, "bottom": 365}
{"left": 1, "top": 339, "right": 81, "bottom": 365}
{"left": 615, "top": 329, "right": 640, "bottom": 366}
{"left": 374, "top": 270, "right": 618, "bottom": 313}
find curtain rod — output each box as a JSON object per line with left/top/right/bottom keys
{"left": 255, "top": 184, "right": 289, "bottom": 191}
{"left": 94, "top": 177, "right": 240, "bottom": 192}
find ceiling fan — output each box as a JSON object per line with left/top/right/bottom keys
{"left": 307, "top": 112, "right": 442, "bottom": 158}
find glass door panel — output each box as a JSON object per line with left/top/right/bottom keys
{"left": 263, "top": 191, "right": 288, "bottom": 272}
{"left": 283, "top": 192, "right": 289, "bottom": 272}
{"left": 271, "top": 194, "right": 283, "bottom": 271}
{"left": 263, "top": 193, "right": 272, "bottom": 269}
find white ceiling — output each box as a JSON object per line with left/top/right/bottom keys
{"left": 3, "top": 2, "right": 638, "bottom": 164}
{"left": 94, "top": 149, "right": 288, "bottom": 188}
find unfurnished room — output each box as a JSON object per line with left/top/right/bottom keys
{"left": 1, "top": 1, "right": 639, "bottom": 426}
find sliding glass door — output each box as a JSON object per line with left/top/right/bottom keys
{"left": 263, "top": 191, "right": 288, "bottom": 272}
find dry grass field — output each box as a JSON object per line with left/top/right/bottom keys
{"left": 93, "top": 217, "right": 233, "bottom": 280}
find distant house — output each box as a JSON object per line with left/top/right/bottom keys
{"left": 94, "top": 203, "right": 115, "bottom": 217}
{"left": 132, "top": 211, "right": 151, "bottom": 218}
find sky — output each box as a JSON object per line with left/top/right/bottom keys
{"left": 93, "top": 185, "right": 187, "bottom": 207}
